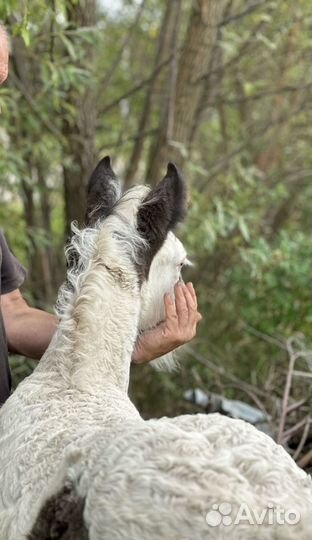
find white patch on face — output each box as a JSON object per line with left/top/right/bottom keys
{"left": 139, "top": 232, "right": 189, "bottom": 332}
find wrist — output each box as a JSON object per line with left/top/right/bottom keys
{"left": 132, "top": 327, "right": 165, "bottom": 364}
{"left": 132, "top": 334, "right": 153, "bottom": 364}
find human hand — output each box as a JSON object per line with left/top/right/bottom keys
{"left": 132, "top": 282, "right": 202, "bottom": 365}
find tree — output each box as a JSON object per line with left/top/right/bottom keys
{"left": 124, "top": 0, "right": 182, "bottom": 188}
{"left": 62, "top": 0, "right": 97, "bottom": 236}
{"left": 146, "top": 0, "right": 227, "bottom": 184}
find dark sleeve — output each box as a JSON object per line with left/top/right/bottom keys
{"left": 0, "top": 231, "right": 27, "bottom": 295}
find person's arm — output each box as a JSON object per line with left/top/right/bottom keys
{"left": 132, "top": 282, "right": 202, "bottom": 364}
{"left": 1, "top": 283, "right": 201, "bottom": 363}
{"left": 1, "top": 289, "right": 57, "bottom": 359}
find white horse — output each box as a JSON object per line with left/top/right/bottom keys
{"left": 0, "top": 158, "right": 311, "bottom": 540}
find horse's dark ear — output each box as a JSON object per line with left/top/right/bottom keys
{"left": 86, "top": 156, "right": 121, "bottom": 226}
{"left": 27, "top": 481, "right": 88, "bottom": 540}
{"left": 136, "top": 162, "right": 186, "bottom": 279}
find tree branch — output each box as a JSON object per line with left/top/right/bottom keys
{"left": 10, "top": 72, "right": 61, "bottom": 139}
{"left": 101, "top": 0, "right": 147, "bottom": 88}
{"left": 100, "top": 54, "right": 173, "bottom": 115}
{"left": 198, "top": 97, "right": 311, "bottom": 189}
{"left": 209, "top": 82, "right": 312, "bottom": 106}
{"left": 220, "top": 0, "right": 270, "bottom": 26}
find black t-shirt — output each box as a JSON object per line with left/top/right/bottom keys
{"left": 0, "top": 231, "right": 26, "bottom": 406}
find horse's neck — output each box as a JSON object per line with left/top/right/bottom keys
{"left": 41, "top": 259, "right": 141, "bottom": 394}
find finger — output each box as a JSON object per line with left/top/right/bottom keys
{"left": 186, "top": 282, "right": 198, "bottom": 310}
{"left": 183, "top": 283, "right": 197, "bottom": 313}
{"left": 164, "top": 292, "right": 177, "bottom": 320}
{"left": 183, "top": 284, "right": 202, "bottom": 334}
{"left": 174, "top": 283, "right": 189, "bottom": 325}
{"left": 192, "top": 311, "right": 203, "bottom": 331}
{"left": 186, "top": 311, "right": 202, "bottom": 342}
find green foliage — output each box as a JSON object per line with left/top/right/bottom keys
{"left": 235, "top": 232, "right": 312, "bottom": 335}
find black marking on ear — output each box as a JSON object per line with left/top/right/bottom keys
{"left": 163, "top": 162, "right": 187, "bottom": 228}
{"left": 85, "top": 155, "right": 120, "bottom": 226}
{"left": 136, "top": 162, "right": 186, "bottom": 280}
{"left": 27, "top": 481, "right": 88, "bottom": 540}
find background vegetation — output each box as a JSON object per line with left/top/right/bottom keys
{"left": 1, "top": 0, "right": 311, "bottom": 469}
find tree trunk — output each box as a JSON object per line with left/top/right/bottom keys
{"left": 20, "top": 177, "right": 45, "bottom": 306}
{"left": 11, "top": 34, "right": 56, "bottom": 305}
{"left": 37, "top": 165, "right": 58, "bottom": 302}
{"left": 145, "top": 0, "right": 227, "bottom": 185}
{"left": 188, "top": 1, "right": 228, "bottom": 146}
{"left": 62, "top": 0, "right": 97, "bottom": 237}
{"left": 124, "top": 0, "right": 182, "bottom": 188}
